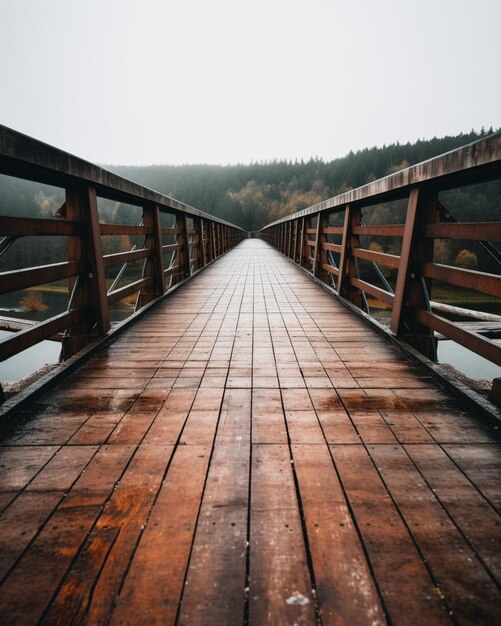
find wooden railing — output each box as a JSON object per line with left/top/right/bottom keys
{"left": 259, "top": 133, "right": 501, "bottom": 384}
{"left": 0, "top": 125, "right": 245, "bottom": 399}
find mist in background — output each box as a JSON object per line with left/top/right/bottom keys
{"left": 0, "top": 0, "right": 500, "bottom": 165}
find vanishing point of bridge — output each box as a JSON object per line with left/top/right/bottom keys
{"left": 0, "top": 127, "right": 500, "bottom": 624}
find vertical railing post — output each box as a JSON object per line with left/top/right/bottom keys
{"left": 215, "top": 223, "right": 221, "bottom": 257}
{"left": 206, "top": 220, "right": 213, "bottom": 263}
{"left": 211, "top": 222, "right": 217, "bottom": 260}
{"left": 312, "top": 212, "right": 322, "bottom": 276}
{"left": 337, "top": 204, "right": 364, "bottom": 308}
{"left": 176, "top": 213, "right": 191, "bottom": 281}
{"left": 192, "top": 217, "right": 203, "bottom": 272}
{"left": 390, "top": 187, "right": 438, "bottom": 360}
{"left": 62, "top": 184, "right": 110, "bottom": 359}
{"left": 293, "top": 219, "right": 299, "bottom": 262}
{"left": 138, "top": 203, "right": 165, "bottom": 307}
{"left": 306, "top": 215, "right": 315, "bottom": 272}
{"left": 298, "top": 217, "right": 306, "bottom": 266}
{"left": 313, "top": 211, "right": 329, "bottom": 283}
{"left": 201, "top": 218, "right": 208, "bottom": 266}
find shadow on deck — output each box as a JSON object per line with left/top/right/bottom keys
{"left": 0, "top": 240, "right": 500, "bottom": 625}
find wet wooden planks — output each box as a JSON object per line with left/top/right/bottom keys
{"left": 0, "top": 239, "right": 500, "bottom": 625}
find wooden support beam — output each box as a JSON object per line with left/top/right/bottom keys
{"left": 192, "top": 217, "right": 203, "bottom": 271}
{"left": 137, "top": 204, "right": 165, "bottom": 308}
{"left": 390, "top": 188, "right": 437, "bottom": 360}
{"left": 298, "top": 218, "right": 306, "bottom": 267}
{"left": 176, "top": 213, "right": 191, "bottom": 282}
{"left": 313, "top": 212, "right": 330, "bottom": 283}
{"left": 293, "top": 220, "right": 299, "bottom": 262}
{"left": 62, "top": 185, "right": 110, "bottom": 359}
{"left": 201, "top": 218, "right": 208, "bottom": 266}
{"left": 337, "top": 204, "right": 364, "bottom": 308}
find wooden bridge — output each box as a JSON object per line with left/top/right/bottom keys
{"left": 0, "top": 127, "right": 500, "bottom": 624}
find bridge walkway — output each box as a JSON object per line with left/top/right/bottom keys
{"left": 0, "top": 239, "right": 499, "bottom": 625}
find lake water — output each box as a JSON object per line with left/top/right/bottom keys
{"left": 0, "top": 330, "right": 61, "bottom": 381}
{"left": 438, "top": 340, "right": 500, "bottom": 380}
{"left": 0, "top": 289, "right": 134, "bottom": 383}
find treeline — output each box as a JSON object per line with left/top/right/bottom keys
{"left": 109, "top": 128, "right": 499, "bottom": 231}
{"left": 0, "top": 128, "right": 499, "bottom": 274}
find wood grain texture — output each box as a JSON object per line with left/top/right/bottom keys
{"left": 0, "top": 240, "right": 499, "bottom": 625}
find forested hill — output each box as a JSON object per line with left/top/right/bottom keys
{"left": 108, "top": 128, "right": 498, "bottom": 231}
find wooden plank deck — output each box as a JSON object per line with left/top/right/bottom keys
{"left": 0, "top": 239, "right": 500, "bottom": 626}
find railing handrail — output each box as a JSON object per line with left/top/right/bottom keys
{"left": 0, "top": 127, "right": 246, "bottom": 403}
{"left": 0, "top": 124, "right": 244, "bottom": 230}
{"left": 258, "top": 134, "right": 501, "bottom": 396}
{"left": 258, "top": 131, "right": 501, "bottom": 229}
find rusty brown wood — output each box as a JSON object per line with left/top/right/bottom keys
{"left": 350, "top": 277, "right": 395, "bottom": 305}
{"left": 352, "top": 224, "right": 405, "bottom": 237}
{"left": 352, "top": 247, "right": 401, "bottom": 268}
{"left": 336, "top": 205, "right": 352, "bottom": 296}
{"left": 86, "top": 186, "right": 111, "bottom": 336}
{"left": 162, "top": 226, "right": 182, "bottom": 235}
{"left": 322, "top": 242, "right": 343, "bottom": 253}
{"left": 100, "top": 223, "right": 149, "bottom": 236}
{"left": 422, "top": 263, "right": 501, "bottom": 297}
{"left": 0, "top": 216, "right": 79, "bottom": 236}
{"left": 162, "top": 243, "right": 181, "bottom": 253}
{"left": 312, "top": 212, "right": 322, "bottom": 276}
{"left": 0, "top": 127, "right": 244, "bottom": 372}
{"left": 0, "top": 240, "right": 499, "bottom": 625}
{"left": 323, "top": 226, "right": 344, "bottom": 235}
{"left": 211, "top": 221, "right": 217, "bottom": 260}
{"left": 257, "top": 134, "right": 501, "bottom": 366}
{"left": 424, "top": 221, "right": 501, "bottom": 241}
{"left": 293, "top": 219, "right": 299, "bottom": 261}
{"left": 0, "top": 260, "right": 84, "bottom": 295}
{"left": 103, "top": 248, "right": 151, "bottom": 268}
{"left": 176, "top": 213, "right": 191, "bottom": 282}
{"left": 314, "top": 212, "right": 330, "bottom": 283}
{"left": 298, "top": 217, "right": 306, "bottom": 266}
{"left": 337, "top": 204, "right": 364, "bottom": 307}
{"left": 62, "top": 187, "right": 88, "bottom": 358}
{"left": 321, "top": 263, "right": 339, "bottom": 277}
{"left": 107, "top": 277, "right": 152, "bottom": 305}
{"left": 415, "top": 309, "right": 501, "bottom": 365}
{"left": 137, "top": 204, "right": 165, "bottom": 307}
{"left": 0, "top": 309, "right": 84, "bottom": 360}
{"left": 390, "top": 188, "right": 438, "bottom": 359}
{"left": 390, "top": 188, "right": 420, "bottom": 334}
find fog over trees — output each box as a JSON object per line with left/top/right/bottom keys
{"left": 109, "top": 128, "right": 499, "bottom": 231}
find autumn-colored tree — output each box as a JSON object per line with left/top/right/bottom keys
{"left": 387, "top": 160, "right": 409, "bottom": 174}
{"left": 454, "top": 249, "right": 478, "bottom": 270}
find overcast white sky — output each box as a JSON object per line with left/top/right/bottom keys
{"left": 0, "top": 0, "right": 500, "bottom": 165}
